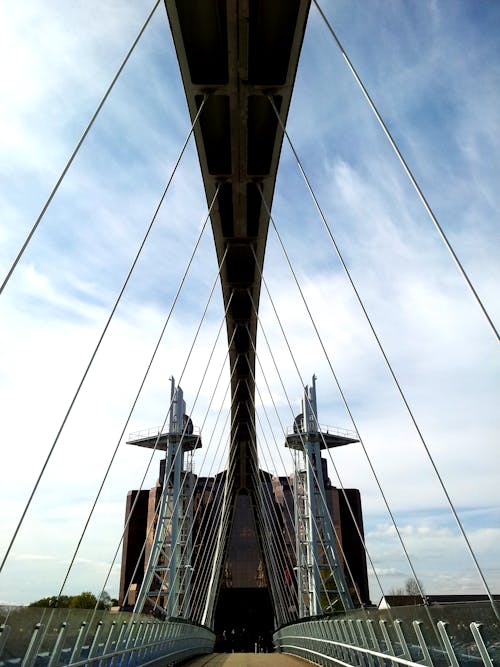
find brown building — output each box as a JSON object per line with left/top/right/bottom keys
{"left": 119, "top": 456, "right": 369, "bottom": 637}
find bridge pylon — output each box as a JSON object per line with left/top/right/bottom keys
{"left": 286, "top": 376, "right": 356, "bottom": 616}
{"left": 128, "top": 378, "right": 201, "bottom": 617}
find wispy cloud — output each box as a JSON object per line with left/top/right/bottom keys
{"left": 0, "top": 1, "right": 498, "bottom": 606}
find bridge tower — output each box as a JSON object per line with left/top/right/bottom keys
{"left": 128, "top": 378, "right": 201, "bottom": 617}
{"left": 286, "top": 376, "right": 356, "bottom": 615}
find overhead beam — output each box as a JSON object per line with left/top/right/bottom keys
{"left": 164, "top": 0, "right": 311, "bottom": 490}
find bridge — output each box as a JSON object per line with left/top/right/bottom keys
{"left": 0, "top": 1, "right": 499, "bottom": 667}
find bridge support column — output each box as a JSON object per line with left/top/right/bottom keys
{"left": 287, "top": 376, "right": 354, "bottom": 616}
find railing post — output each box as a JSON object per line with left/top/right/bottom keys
{"left": 379, "top": 620, "right": 395, "bottom": 657}
{"left": 412, "top": 620, "right": 433, "bottom": 667}
{"left": 47, "top": 622, "right": 68, "bottom": 667}
{"left": 317, "top": 621, "right": 327, "bottom": 667}
{"left": 101, "top": 621, "right": 116, "bottom": 667}
{"left": 131, "top": 621, "right": 146, "bottom": 667}
{"left": 393, "top": 620, "right": 412, "bottom": 662}
{"left": 110, "top": 622, "right": 127, "bottom": 667}
{"left": 136, "top": 622, "right": 152, "bottom": 665}
{"left": 334, "top": 620, "right": 348, "bottom": 663}
{"left": 148, "top": 623, "right": 161, "bottom": 661}
{"left": 340, "top": 619, "right": 357, "bottom": 665}
{"left": 70, "top": 621, "right": 87, "bottom": 665}
{"left": 88, "top": 621, "right": 104, "bottom": 667}
{"left": 366, "top": 619, "right": 384, "bottom": 667}
{"left": 357, "top": 619, "right": 375, "bottom": 667}
{"left": 308, "top": 621, "right": 315, "bottom": 662}
{"left": 331, "top": 620, "right": 344, "bottom": 663}
{"left": 21, "top": 623, "right": 45, "bottom": 667}
{"left": 158, "top": 622, "right": 169, "bottom": 659}
{"left": 122, "top": 621, "right": 137, "bottom": 667}
{"left": 325, "top": 619, "right": 335, "bottom": 664}
{"left": 469, "top": 623, "right": 494, "bottom": 667}
{"left": 347, "top": 619, "right": 362, "bottom": 667}
{"left": 132, "top": 622, "right": 148, "bottom": 667}
{"left": 0, "top": 624, "right": 11, "bottom": 659}
{"left": 436, "top": 621, "right": 459, "bottom": 667}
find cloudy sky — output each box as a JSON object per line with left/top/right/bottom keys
{"left": 0, "top": 1, "right": 499, "bottom": 607}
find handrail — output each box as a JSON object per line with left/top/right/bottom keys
{"left": 0, "top": 611, "right": 214, "bottom": 667}
{"left": 274, "top": 603, "right": 498, "bottom": 667}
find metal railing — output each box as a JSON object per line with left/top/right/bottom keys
{"left": 0, "top": 608, "right": 214, "bottom": 667}
{"left": 128, "top": 426, "right": 201, "bottom": 442}
{"left": 274, "top": 602, "right": 499, "bottom": 667}
{"left": 285, "top": 423, "right": 357, "bottom": 439}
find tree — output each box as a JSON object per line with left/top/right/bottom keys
{"left": 388, "top": 577, "right": 425, "bottom": 597}
{"left": 69, "top": 592, "right": 98, "bottom": 609}
{"left": 29, "top": 590, "right": 117, "bottom": 610}
{"left": 404, "top": 576, "right": 424, "bottom": 596}
{"left": 29, "top": 595, "right": 71, "bottom": 608}
{"left": 98, "top": 591, "right": 113, "bottom": 610}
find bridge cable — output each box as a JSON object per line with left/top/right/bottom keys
{"left": 156, "top": 375, "right": 242, "bottom": 622}
{"left": 162, "top": 343, "right": 239, "bottom": 617}
{"left": 5, "top": 182, "right": 219, "bottom": 635}
{"left": 90, "top": 244, "right": 229, "bottom": 623}
{"left": 246, "top": 296, "right": 366, "bottom": 612}
{"left": 179, "top": 383, "right": 239, "bottom": 623}
{"left": 312, "top": 0, "right": 499, "bottom": 343}
{"left": 266, "top": 102, "right": 500, "bottom": 618}
{"left": 257, "top": 187, "right": 424, "bottom": 604}
{"left": 0, "top": 96, "right": 208, "bottom": 577}
{"left": 140, "top": 319, "right": 238, "bottom": 617}
{"left": 192, "top": 457, "right": 237, "bottom": 624}
{"left": 248, "top": 258, "right": 377, "bottom": 608}
{"left": 119, "top": 250, "right": 233, "bottom": 619}
{"left": 245, "top": 385, "right": 306, "bottom": 621}
{"left": 173, "top": 377, "right": 242, "bottom": 620}
{"left": 247, "top": 451, "right": 295, "bottom": 626}
{"left": 255, "top": 206, "right": 461, "bottom": 645}
{"left": 0, "top": 0, "right": 163, "bottom": 296}
{"left": 243, "top": 345, "right": 332, "bottom": 612}
{"left": 244, "top": 384, "right": 299, "bottom": 622}
{"left": 248, "top": 355, "right": 358, "bottom": 615}
{"left": 199, "top": 466, "right": 236, "bottom": 626}
{"left": 52, "top": 182, "right": 219, "bottom": 609}
{"left": 137, "top": 283, "right": 235, "bottom": 618}
{"left": 247, "top": 356, "right": 305, "bottom": 604}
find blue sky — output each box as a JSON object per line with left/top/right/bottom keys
{"left": 0, "top": 1, "right": 499, "bottom": 606}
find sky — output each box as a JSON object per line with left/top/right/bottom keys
{"left": 0, "top": 1, "right": 499, "bottom": 607}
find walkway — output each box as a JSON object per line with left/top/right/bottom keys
{"left": 182, "top": 653, "right": 309, "bottom": 666}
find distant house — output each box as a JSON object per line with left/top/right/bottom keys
{"left": 378, "top": 594, "right": 500, "bottom": 609}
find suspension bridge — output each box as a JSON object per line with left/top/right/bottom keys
{"left": 1, "top": 1, "right": 499, "bottom": 666}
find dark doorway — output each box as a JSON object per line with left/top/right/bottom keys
{"left": 214, "top": 588, "right": 274, "bottom": 652}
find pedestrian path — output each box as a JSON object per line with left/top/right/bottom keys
{"left": 182, "top": 653, "right": 309, "bottom": 666}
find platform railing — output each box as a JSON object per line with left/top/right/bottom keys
{"left": 0, "top": 608, "right": 214, "bottom": 667}
{"left": 274, "top": 601, "right": 499, "bottom": 667}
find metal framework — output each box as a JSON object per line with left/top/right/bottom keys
{"left": 287, "top": 377, "right": 355, "bottom": 616}
{"left": 130, "top": 379, "right": 201, "bottom": 617}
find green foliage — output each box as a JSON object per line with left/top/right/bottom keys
{"left": 29, "top": 595, "right": 71, "bottom": 608}
{"left": 69, "top": 592, "right": 98, "bottom": 609}
{"left": 29, "top": 591, "right": 114, "bottom": 609}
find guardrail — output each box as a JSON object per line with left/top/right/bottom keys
{"left": 0, "top": 608, "right": 214, "bottom": 667}
{"left": 274, "top": 602, "right": 499, "bottom": 667}
{"left": 285, "top": 423, "right": 357, "bottom": 439}
{"left": 128, "top": 426, "right": 201, "bottom": 441}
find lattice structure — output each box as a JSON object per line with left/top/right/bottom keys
{"left": 130, "top": 379, "right": 201, "bottom": 617}
{"left": 286, "top": 376, "right": 356, "bottom": 616}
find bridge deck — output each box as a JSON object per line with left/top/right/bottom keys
{"left": 182, "top": 653, "right": 308, "bottom": 666}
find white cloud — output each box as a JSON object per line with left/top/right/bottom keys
{"left": 0, "top": 1, "right": 498, "bottom": 608}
